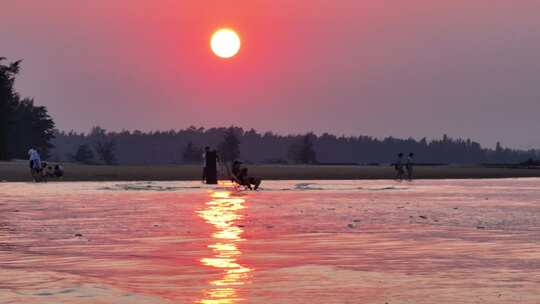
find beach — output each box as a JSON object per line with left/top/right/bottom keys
{"left": 2, "top": 161, "right": 540, "bottom": 182}
{"left": 3, "top": 2, "right": 540, "bottom": 303}
{"left": 1, "top": 179, "right": 539, "bottom": 303}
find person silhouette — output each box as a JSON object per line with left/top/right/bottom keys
{"left": 202, "top": 147, "right": 210, "bottom": 183}
{"left": 204, "top": 148, "right": 219, "bottom": 184}
{"left": 236, "top": 167, "right": 261, "bottom": 190}
{"left": 395, "top": 153, "right": 405, "bottom": 180}
{"left": 28, "top": 148, "right": 42, "bottom": 182}
{"left": 231, "top": 160, "right": 242, "bottom": 183}
{"left": 406, "top": 153, "right": 415, "bottom": 180}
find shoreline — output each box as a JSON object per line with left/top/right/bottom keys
{"left": 2, "top": 161, "right": 540, "bottom": 182}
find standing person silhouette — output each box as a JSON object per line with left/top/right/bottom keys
{"left": 202, "top": 147, "right": 210, "bottom": 183}
{"left": 394, "top": 153, "right": 405, "bottom": 181}
{"left": 406, "top": 153, "right": 415, "bottom": 180}
{"left": 204, "top": 148, "right": 219, "bottom": 184}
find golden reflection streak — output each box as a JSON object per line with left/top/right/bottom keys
{"left": 196, "top": 191, "right": 252, "bottom": 304}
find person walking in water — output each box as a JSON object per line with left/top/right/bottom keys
{"left": 406, "top": 152, "right": 415, "bottom": 180}
{"left": 394, "top": 153, "right": 405, "bottom": 181}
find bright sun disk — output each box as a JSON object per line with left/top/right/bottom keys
{"left": 211, "top": 29, "right": 241, "bottom": 59}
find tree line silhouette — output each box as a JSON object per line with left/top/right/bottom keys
{"left": 50, "top": 127, "right": 539, "bottom": 165}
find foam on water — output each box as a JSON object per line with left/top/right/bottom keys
{"left": 94, "top": 180, "right": 411, "bottom": 193}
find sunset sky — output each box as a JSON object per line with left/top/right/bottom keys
{"left": 2, "top": 1, "right": 540, "bottom": 148}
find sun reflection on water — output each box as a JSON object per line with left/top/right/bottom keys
{"left": 196, "top": 191, "right": 252, "bottom": 304}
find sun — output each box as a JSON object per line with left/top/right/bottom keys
{"left": 211, "top": 28, "right": 241, "bottom": 59}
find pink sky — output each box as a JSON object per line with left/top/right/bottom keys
{"left": 2, "top": 1, "right": 540, "bottom": 148}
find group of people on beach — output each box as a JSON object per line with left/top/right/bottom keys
{"left": 395, "top": 152, "right": 414, "bottom": 181}
{"left": 27, "top": 144, "right": 412, "bottom": 186}
{"left": 28, "top": 148, "right": 64, "bottom": 182}
{"left": 201, "top": 146, "right": 261, "bottom": 190}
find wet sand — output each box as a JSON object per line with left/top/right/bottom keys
{"left": 1, "top": 179, "right": 539, "bottom": 303}
{"left": 2, "top": 161, "right": 540, "bottom": 181}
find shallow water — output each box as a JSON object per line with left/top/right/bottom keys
{"left": 1, "top": 179, "right": 539, "bottom": 303}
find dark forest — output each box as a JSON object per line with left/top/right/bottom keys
{"left": 50, "top": 127, "right": 539, "bottom": 165}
